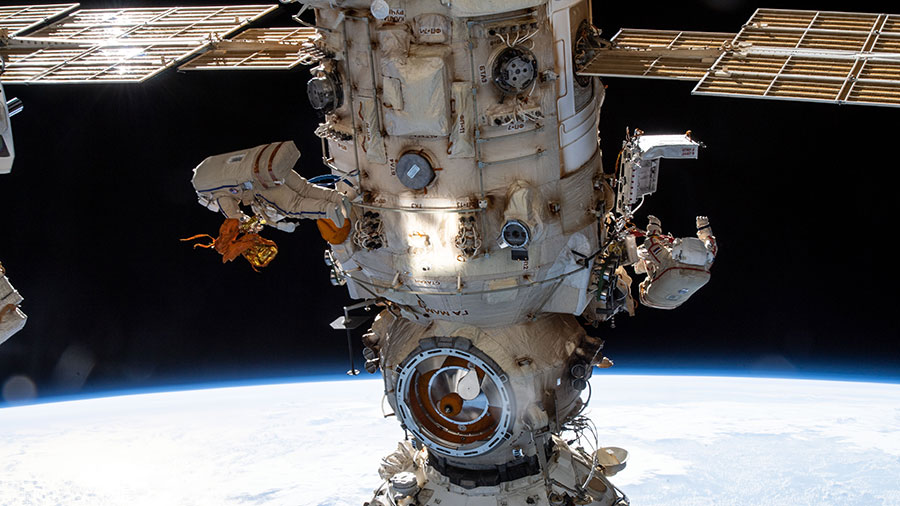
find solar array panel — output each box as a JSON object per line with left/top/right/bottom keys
{"left": 734, "top": 9, "right": 900, "bottom": 54}
{"left": 178, "top": 27, "right": 321, "bottom": 71}
{"left": 25, "top": 5, "right": 277, "bottom": 42}
{"left": 694, "top": 54, "right": 900, "bottom": 106}
{"left": 0, "top": 3, "right": 78, "bottom": 37}
{"left": 612, "top": 29, "right": 736, "bottom": 50}
{"left": 694, "top": 9, "right": 900, "bottom": 107}
{"left": 575, "top": 8, "right": 900, "bottom": 108}
{"left": 577, "top": 29, "right": 734, "bottom": 81}
{"left": 0, "top": 4, "right": 278, "bottom": 84}
{"left": 0, "top": 44, "right": 202, "bottom": 83}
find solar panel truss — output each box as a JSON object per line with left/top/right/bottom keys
{"left": 178, "top": 27, "right": 321, "bottom": 71}
{"left": 578, "top": 29, "right": 734, "bottom": 81}
{"left": 0, "top": 4, "right": 79, "bottom": 37}
{"left": 694, "top": 9, "right": 900, "bottom": 107}
{"left": 1, "top": 4, "right": 277, "bottom": 84}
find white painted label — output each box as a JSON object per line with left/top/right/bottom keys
{"left": 407, "top": 164, "right": 421, "bottom": 178}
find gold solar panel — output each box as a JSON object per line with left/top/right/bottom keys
{"left": 0, "top": 43, "right": 202, "bottom": 83}
{"left": 612, "top": 29, "right": 736, "bottom": 50}
{"left": 577, "top": 29, "right": 733, "bottom": 81}
{"left": 695, "top": 8, "right": 900, "bottom": 107}
{"left": 24, "top": 5, "right": 278, "bottom": 42}
{"left": 694, "top": 53, "right": 900, "bottom": 107}
{"left": 1, "top": 4, "right": 278, "bottom": 84}
{"left": 0, "top": 4, "right": 78, "bottom": 36}
{"left": 178, "top": 27, "right": 321, "bottom": 71}
{"left": 735, "top": 8, "right": 896, "bottom": 54}
{"left": 576, "top": 8, "right": 900, "bottom": 108}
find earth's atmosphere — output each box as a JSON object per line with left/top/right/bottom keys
{"left": 0, "top": 374, "right": 898, "bottom": 506}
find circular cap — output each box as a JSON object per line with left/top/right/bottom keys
{"left": 390, "top": 472, "right": 419, "bottom": 497}
{"left": 396, "top": 152, "right": 435, "bottom": 190}
{"left": 370, "top": 0, "right": 390, "bottom": 20}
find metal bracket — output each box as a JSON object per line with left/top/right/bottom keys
{"left": 330, "top": 299, "right": 379, "bottom": 375}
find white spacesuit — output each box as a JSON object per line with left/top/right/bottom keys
{"left": 0, "top": 262, "right": 26, "bottom": 346}
{"left": 635, "top": 215, "right": 717, "bottom": 309}
{"left": 191, "top": 141, "right": 351, "bottom": 232}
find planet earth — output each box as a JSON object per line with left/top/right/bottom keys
{"left": 1, "top": 374, "right": 898, "bottom": 506}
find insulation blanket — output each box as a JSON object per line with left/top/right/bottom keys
{"left": 382, "top": 55, "right": 450, "bottom": 137}
{"left": 449, "top": 82, "right": 475, "bottom": 158}
{"left": 358, "top": 97, "right": 387, "bottom": 163}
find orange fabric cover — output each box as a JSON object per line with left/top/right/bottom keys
{"left": 182, "top": 218, "right": 278, "bottom": 270}
{"left": 317, "top": 218, "right": 351, "bottom": 245}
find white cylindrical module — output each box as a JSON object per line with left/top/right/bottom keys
{"left": 302, "top": 0, "right": 631, "bottom": 503}
{"left": 315, "top": 0, "right": 604, "bottom": 328}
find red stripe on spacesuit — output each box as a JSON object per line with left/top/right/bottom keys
{"left": 267, "top": 142, "right": 285, "bottom": 185}
{"left": 252, "top": 145, "right": 269, "bottom": 189}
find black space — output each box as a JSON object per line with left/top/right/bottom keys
{"left": 1, "top": 0, "right": 898, "bottom": 402}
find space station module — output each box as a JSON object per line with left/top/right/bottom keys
{"left": 190, "top": 141, "right": 351, "bottom": 232}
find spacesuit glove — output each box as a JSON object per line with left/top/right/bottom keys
{"left": 696, "top": 216, "right": 710, "bottom": 230}
{"left": 646, "top": 215, "right": 662, "bottom": 236}
{"left": 325, "top": 201, "right": 345, "bottom": 226}
{"left": 275, "top": 221, "right": 297, "bottom": 233}
{"left": 696, "top": 216, "right": 712, "bottom": 240}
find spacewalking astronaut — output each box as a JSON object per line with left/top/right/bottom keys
{"left": 634, "top": 215, "right": 717, "bottom": 309}
{"left": 191, "top": 141, "right": 351, "bottom": 232}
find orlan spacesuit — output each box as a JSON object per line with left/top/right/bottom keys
{"left": 191, "top": 141, "right": 350, "bottom": 232}
{"left": 634, "top": 215, "right": 717, "bottom": 309}
{"left": 1, "top": 261, "right": 26, "bottom": 345}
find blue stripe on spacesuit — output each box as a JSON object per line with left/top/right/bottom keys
{"left": 255, "top": 194, "right": 326, "bottom": 216}
{"left": 198, "top": 183, "right": 241, "bottom": 193}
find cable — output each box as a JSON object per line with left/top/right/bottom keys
{"left": 630, "top": 196, "right": 646, "bottom": 216}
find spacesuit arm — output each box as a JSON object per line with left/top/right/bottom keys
{"left": 283, "top": 171, "right": 344, "bottom": 203}
{"left": 696, "top": 216, "right": 717, "bottom": 257}
{"left": 216, "top": 195, "right": 247, "bottom": 221}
